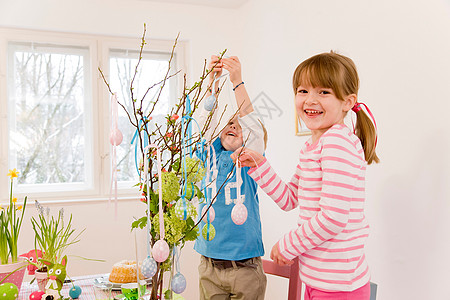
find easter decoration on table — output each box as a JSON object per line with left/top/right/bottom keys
{"left": 109, "top": 93, "right": 123, "bottom": 217}
{"left": 29, "top": 290, "right": 45, "bottom": 300}
{"left": 68, "top": 285, "right": 82, "bottom": 299}
{"left": 19, "top": 249, "right": 43, "bottom": 276}
{"left": 231, "top": 161, "right": 248, "bottom": 225}
{"left": 40, "top": 255, "right": 68, "bottom": 300}
{"left": 0, "top": 282, "right": 19, "bottom": 300}
{"left": 99, "top": 23, "right": 232, "bottom": 299}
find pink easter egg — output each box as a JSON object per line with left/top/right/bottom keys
{"left": 110, "top": 129, "right": 123, "bottom": 146}
{"left": 30, "top": 290, "right": 45, "bottom": 300}
{"left": 231, "top": 203, "right": 248, "bottom": 225}
{"left": 201, "top": 206, "right": 215, "bottom": 223}
{"left": 152, "top": 240, "right": 170, "bottom": 262}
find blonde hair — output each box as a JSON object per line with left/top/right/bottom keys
{"left": 292, "top": 51, "right": 379, "bottom": 164}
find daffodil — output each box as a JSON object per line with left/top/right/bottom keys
{"left": 1, "top": 167, "right": 27, "bottom": 264}
{"left": 7, "top": 168, "right": 19, "bottom": 180}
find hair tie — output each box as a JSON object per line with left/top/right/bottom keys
{"left": 352, "top": 102, "right": 363, "bottom": 113}
{"left": 352, "top": 101, "right": 378, "bottom": 147}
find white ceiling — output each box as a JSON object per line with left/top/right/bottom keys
{"left": 138, "top": 0, "right": 249, "bottom": 9}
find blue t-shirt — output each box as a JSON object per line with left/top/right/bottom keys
{"left": 194, "top": 138, "right": 264, "bottom": 260}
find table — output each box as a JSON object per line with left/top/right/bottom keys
{"left": 19, "top": 274, "right": 127, "bottom": 300}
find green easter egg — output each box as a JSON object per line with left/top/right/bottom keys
{"left": 0, "top": 283, "right": 19, "bottom": 300}
{"left": 174, "top": 199, "right": 194, "bottom": 220}
{"left": 202, "top": 223, "right": 216, "bottom": 241}
{"left": 184, "top": 183, "right": 195, "bottom": 200}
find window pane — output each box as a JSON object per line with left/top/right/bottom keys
{"left": 109, "top": 49, "right": 175, "bottom": 183}
{"left": 8, "top": 42, "right": 91, "bottom": 188}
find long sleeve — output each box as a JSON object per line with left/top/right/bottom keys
{"left": 248, "top": 158, "right": 301, "bottom": 212}
{"left": 276, "top": 132, "right": 365, "bottom": 260}
{"left": 238, "top": 112, "right": 265, "bottom": 155}
{"left": 248, "top": 125, "right": 370, "bottom": 291}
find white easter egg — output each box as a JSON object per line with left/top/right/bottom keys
{"left": 171, "top": 272, "right": 187, "bottom": 294}
{"left": 141, "top": 256, "right": 157, "bottom": 278}
{"left": 231, "top": 203, "right": 248, "bottom": 225}
{"left": 152, "top": 240, "right": 170, "bottom": 262}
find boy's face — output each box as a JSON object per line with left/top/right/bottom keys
{"left": 220, "top": 117, "right": 243, "bottom": 151}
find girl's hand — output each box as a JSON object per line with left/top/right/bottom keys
{"left": 221, "top": 56, "right": 243, "bottom": 86}
{"left": 209, "top": 55, "right": 223, "bottom": 82}
{"left": 231, "top": 147, "right": 265, "bottom": 168}
{"left": 270, "top": 243, "right": 294, "bottom": 266}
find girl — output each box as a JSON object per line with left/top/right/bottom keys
{"left": 231, "top": 52, "right": 379, "bottom": 299}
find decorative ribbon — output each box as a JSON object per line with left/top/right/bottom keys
{"left": 143, "top": 144, "right": 165, "bottom": 240}
{"left": 109, "top": 93, "right": 123, "bottom": 218}
{"left": 203, "top": 144, "right": 218, "bottom": 240}
{"left": 131, "top": 118, "right": 150, "bottom": 175}
{"left": 352, "top": 102, "right": 378, "bottom": 146}
{"left": 180, "top": 110, "right": 205, "bottom": 219}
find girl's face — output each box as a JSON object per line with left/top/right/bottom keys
{"left": 295, "top": 85, "right": 356, "bottom": 142}
{"left": 220, "top": 117, "right": 243, "bottom": 151}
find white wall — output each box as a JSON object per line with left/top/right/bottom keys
{"left": 1, "top": 0, "right": 450, "bottom": 299}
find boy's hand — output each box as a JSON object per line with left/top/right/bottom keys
{"left": 270, "top": 243, "right": 294, "bottom": 266}
{"left": 209, "top": 55, "right": 223, "bottom": 82}
{"left": 222, "top": 56, "right": 243, "bottom": 86}
{"left": 231, "top": 147, "right": 265, "bottom": 168}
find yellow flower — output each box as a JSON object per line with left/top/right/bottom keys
{"left": 17, "top": 205, "right": 23, "bottom": 211}
{"left": 12, "top": 197, "right": 17, "bottom": 203}
{"left": 7, "top": 168, "right": 19, "bottom": 180}
{"left": 0, "top": 204, "right": 3, "bottom": 210}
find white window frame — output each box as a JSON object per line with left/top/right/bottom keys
{"left": 0, "top": 27, "right": 187, "bottom": 204}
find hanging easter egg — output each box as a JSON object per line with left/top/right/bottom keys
{"left": 152, "top": 239, "right": 170, "bottom": 262}
{"left": 201, "top": 205, "right": 215, "bottom": 223}
{"left": 174, "top": 199, "right": 194, "bottom": 220}
{"left": 202, "top": 223, "right": 216, "bottom": 241}
{"left": 171, "top": 272, "right": 187, "bottom": 294}
{"left": 69, "top": 285, "right": 82, "bottom": 299}
{"left": 29, "top": 291, "right": 45, "bottom": 300}
{"left": 0, "top": 283, "right": 18, "bottom": 300}
{"left": 141, "top": 255, "right": 157, "bottom": 278}
{"left": 231, "top": 202, "right": 248, "bottom": 225}
{"left": 110, "top": 129, "right": 123, "bottom": 146}
{"left": 204, "top": 95, "right": 217, "bottom": 111}
{"left": 184, "top": 183, "right": 195, "bottom": 200}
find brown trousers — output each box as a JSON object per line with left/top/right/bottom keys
{"left": 199, "top": 256, "right": 267, "bottom": 300}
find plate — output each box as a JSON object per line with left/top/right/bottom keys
{"left": 93, "top": 274, "right": 152, "bottom": 291}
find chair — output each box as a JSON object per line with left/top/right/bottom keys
{"left": 262, "top": 257, "right": 302, "bottom": 300}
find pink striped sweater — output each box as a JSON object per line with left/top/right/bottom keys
{"left": 248, "top": 124, "right": 370, "bottom": 292}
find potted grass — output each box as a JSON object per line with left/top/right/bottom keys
{"left": 0, "top": 169, "right": 28, "bottom": 292}
{"left": 30, "top": 201, "right": 84, "bottom": 291}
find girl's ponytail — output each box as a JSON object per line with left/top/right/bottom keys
{"left": 353, "top": 104, "right": 379, "bottom": 165}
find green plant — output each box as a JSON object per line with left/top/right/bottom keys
{"left": 31, "top": 201, "right": 84, "bottom": 270}
{"left": 0, "top": 169, "right": 27, "bottom": 265}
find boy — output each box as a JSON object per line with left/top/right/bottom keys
{"left": 194, "top": 55, "right": 267, "bottom": 300}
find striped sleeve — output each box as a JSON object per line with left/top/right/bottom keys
{"left": 248, "top": 158, "right": 301, "bottom": 212}
{"left": 277, "top": 132, "right": 365, "bottom": 260}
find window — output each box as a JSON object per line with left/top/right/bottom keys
{"left": 0, "top": 28, "right": 186, "bottom": 201}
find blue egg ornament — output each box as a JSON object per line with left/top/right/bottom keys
{"left": 171, "top": 272, "right": 186, "bottom": 294}
{"left": 142, "top": 255, "right": 157, "bottom": 278}
{"left": 69, "top": 285, "right": 82, "bottom": 299}
{"left": 204, "top": 95, "right": 217, "bottom": 111}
